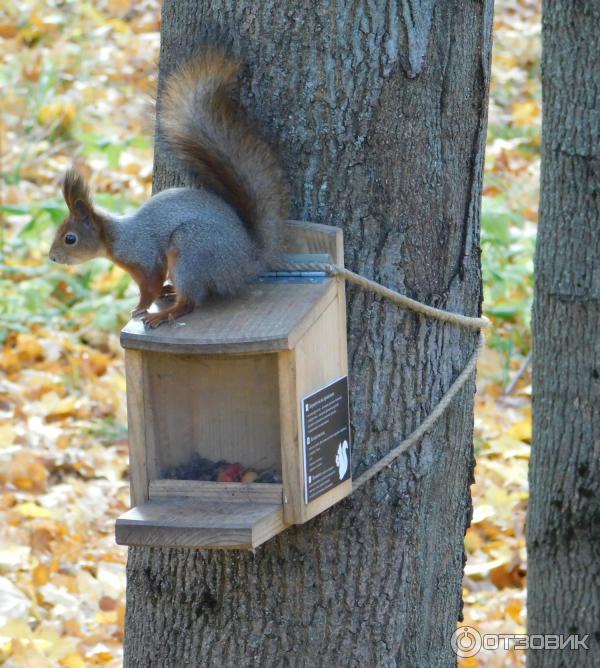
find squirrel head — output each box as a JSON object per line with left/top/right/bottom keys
{"left": 49, "top": 169, "right": 107, "bottom": 264}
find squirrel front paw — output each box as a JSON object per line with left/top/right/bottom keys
{"left": 143, "top": 312, "right": 167, "bottom": 328}
{"left": 143, "top": 298, "right": 192, "bottom": 328}
{"left": 131, "top": 307, "right": 148, "bottom": 319}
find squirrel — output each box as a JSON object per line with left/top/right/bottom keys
{"left": 49, "top": 53, "right": 289, "bottom": 328}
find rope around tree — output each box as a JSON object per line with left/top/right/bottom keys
{"left": 271, "top": 261, "right": 490, "bottom": 489}
{"left": 352, "top": 332, "right": 484, "bottom": 490}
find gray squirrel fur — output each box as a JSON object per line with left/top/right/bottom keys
{"left": 49, "top": 53, "right": 289, "bottom": 327}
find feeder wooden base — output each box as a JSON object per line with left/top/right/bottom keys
{"left": 116, "top": 481, "right": 287, "bottom": 550}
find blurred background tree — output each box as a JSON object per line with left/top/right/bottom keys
{"left": 528, "top": 1, "right": 600, "bottom": 666}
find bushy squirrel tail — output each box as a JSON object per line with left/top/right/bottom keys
{"left": 161, "top": 53, "right": 288, "bottom": 254}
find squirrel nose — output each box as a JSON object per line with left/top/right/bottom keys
{"left": 50, "top": 255, "right": 57, "bottom": 262}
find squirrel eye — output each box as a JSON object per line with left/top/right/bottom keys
{"left": 64, "top": 233, "right": 77, "bottom": 246}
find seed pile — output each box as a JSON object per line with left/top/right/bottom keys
{"left": 162, "top": 454, "right": 282, "bottom": 483}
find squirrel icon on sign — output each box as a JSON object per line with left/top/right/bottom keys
{"left": 335, "top": 440, "right": 349, "bottom": 480}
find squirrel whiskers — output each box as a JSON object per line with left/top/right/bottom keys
{"left": 49, "top": 53, "right": 289, "bottom": 328}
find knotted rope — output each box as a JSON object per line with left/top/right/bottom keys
{"left": 272, "top": 260, "right": 490, "bottom": 490}
{"left": 271, "top": 262, "right": 490, "bottom": 330}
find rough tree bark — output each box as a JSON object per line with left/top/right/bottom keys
{"left": 527, "top": 1, "right": 600, "bottom": 666}
{"left": 124, "top": 1, "right": 493, "bottom": 665}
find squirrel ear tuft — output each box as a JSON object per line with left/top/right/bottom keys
{"left": 63, "top": 169, "right": 92, "bottom": 215}
{"left": 74, "top": 199, "right": 91, "bottom": 218}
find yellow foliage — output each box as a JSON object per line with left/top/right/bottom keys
{"left": 32, "top": 563, "right": 49, "bottom": 587}
{"left": 61, "top": 654, "right": 88, "bottom": 668}
{"left": 0, "top": 424, "right": 17, "bottom": 449}
{"left": 0, "top": 22, "right": 19, "bottom": 39}
{"left": 511, "top": 100, "right": 540, "bottom": 128}
{"left": 506, "top": 598, "right": 524, "bottom": 624}
{"left": 15, "top": 333, "right": 45, "bottom": 362}
{"left": 38, "top": 100, "right": 77, "bottom": 132}
{"left": 0, "top": 453, "right": 49, "bottom": 492}
{"left": 91, "top": 266, "right": 128, "bottom": 293}
{"left": 459, "top": 657, "right": 479, "bottom": 668}
{"left": 508, "top": 414, "right": 532, "bottom": 443}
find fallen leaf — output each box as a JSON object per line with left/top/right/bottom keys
{"left": 15, "top": 502, "right": 54, "bottom": 519}
{"left": 0, "top": 578, "right": 31, "bottom": 627}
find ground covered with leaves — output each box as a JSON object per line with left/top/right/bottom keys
{"left": 0, "top": 1, "right": 538, "bottom": 666}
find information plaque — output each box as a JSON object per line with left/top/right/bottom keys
{"left": 302, "top": 376, "right": 351, "bottom": 503}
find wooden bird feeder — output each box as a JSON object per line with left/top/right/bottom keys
{"left": 115, "top": 222, "right": 352, "bottom": 550}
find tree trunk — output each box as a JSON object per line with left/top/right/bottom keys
{"left": 527, "top": 1, "right": 600, "bottom": 666}
{"left": 124, "top": 1, "right": 493, "bottom": 665}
